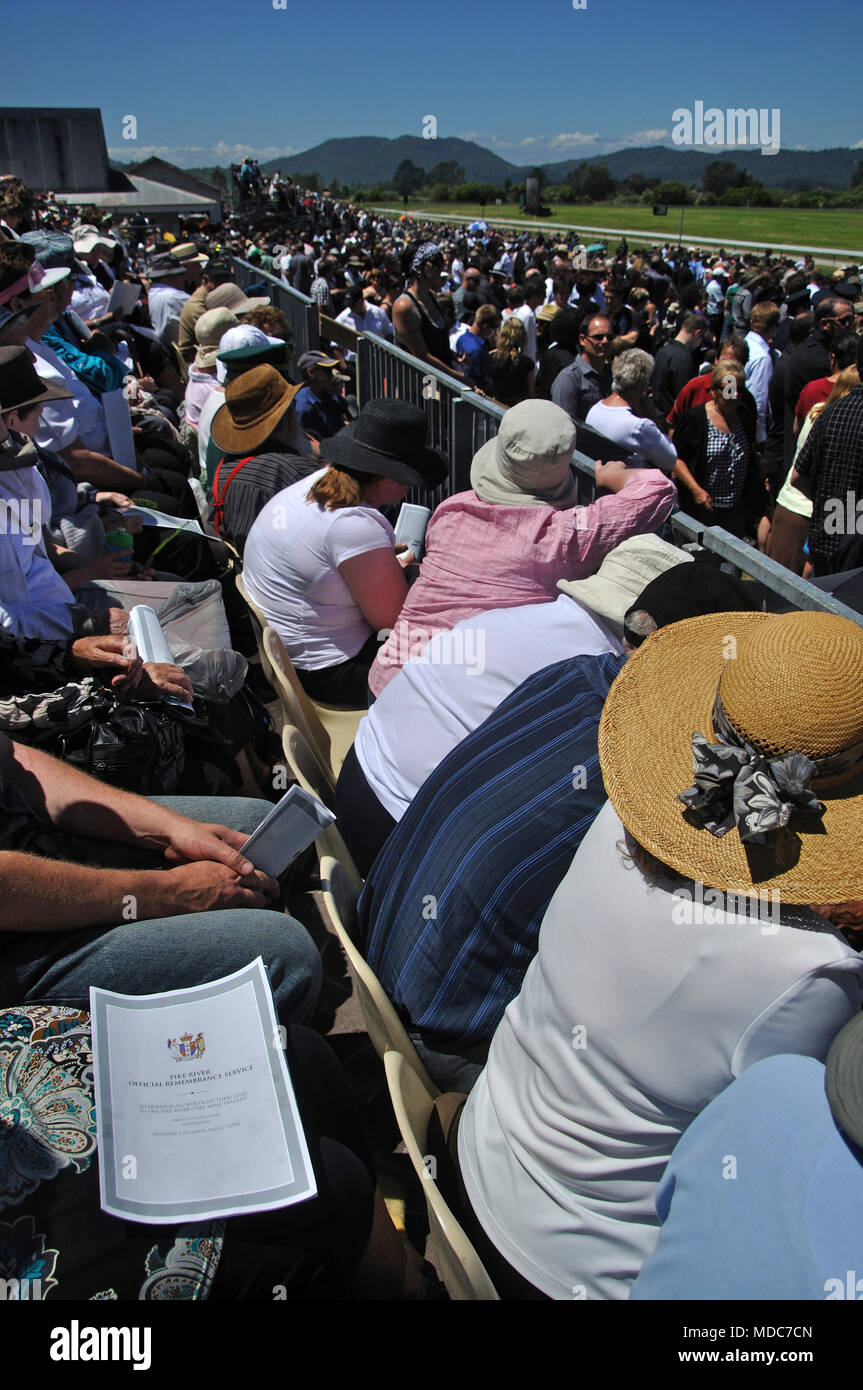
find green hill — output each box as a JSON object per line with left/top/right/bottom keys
{"left": 115, "top": 136, "right": 863, "bottom": 195}
{"left": 255, "top": 136, "right": 863, "bottom": 192}
{"left": 259, "top": 135, "right": 516, "bottom": 185}
{"left": 541, "top": 145, "right": 863, "bottom": 191}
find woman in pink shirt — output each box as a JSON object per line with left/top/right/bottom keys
{"left": 369, "top": 400, "right": 677, "bottom": 696}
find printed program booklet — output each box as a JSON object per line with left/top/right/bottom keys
{"left": 394, "top": 502, "right": 431, "bottom": 561}
{"left": 127, "top": 605, "right": 195, "bottom": 712}
{"left": 240, "top": 783, "right": 336, "bottom": 877}
{"left": 91, "top": 958, "right": 317, "bottom": 1224}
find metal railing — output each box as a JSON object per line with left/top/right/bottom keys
{"left": 355, "top": 334, "right": 503, "bottom": 506}
{"left": 229, "top": 257, "right": 861, "bottom": 627}
{"left": 566, "top": 453, "right": 863, "bottom": 623}
{"left": 231, "top": 257, "right": 319, "bottom": 377}
{"left": 354, "top": 335, "right": 863, "bottom": 627}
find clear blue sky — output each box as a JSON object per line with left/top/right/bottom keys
{"left": 4, "top": 0, "right": 863, "bottom": 168}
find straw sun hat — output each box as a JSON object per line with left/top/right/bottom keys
{"left": 598, "top": 609, "right": 863, "bottom": 903}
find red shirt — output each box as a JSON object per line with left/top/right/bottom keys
{"left": 667, "top": 373, "right": 713, "bottom": 430}
{"left": 795, "top": 376, "right": 833, "bottom": 423}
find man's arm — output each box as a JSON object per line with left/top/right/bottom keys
{"left": 60, "top": 444, "right": 144, "bottom": 493}
{"left": 0, "top": 734, "right": 254, "bottom": 871}
{"left": 791, "top": 413, "right": 823, "bottom": 500}
{"left": 0, "top": 851, "right": 276, "bottom": 933}
{"left": 551, "top": 365, "right": 583, "bottom": 424}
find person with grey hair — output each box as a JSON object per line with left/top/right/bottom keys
{"left": 585, "top": 348, "right": 678, "bottom": 469}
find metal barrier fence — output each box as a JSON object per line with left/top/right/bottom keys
{"left": 355, "top": 335, "right": 502, "bottom": 507}
{"left": 228, "top": 258, "right": 861, "bottom": 627}
{"left": 231, "top": 257, "right": 318, "bottom": 378}
{"left": 354, "top": 334, "right": 863, "bottom": 627}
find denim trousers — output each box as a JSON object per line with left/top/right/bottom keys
{"left": 0, "top": 796, "right": 322, "bottom": 1027}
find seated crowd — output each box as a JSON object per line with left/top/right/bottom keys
{"left": 1, "top": 171, "right": 863, "bottom": 1302}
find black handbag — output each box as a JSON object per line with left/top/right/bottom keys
{"left": 59, "top": 699, "right": 187, "bottom": 795}
{"left": 8, "top": 678, "right": 245, "bottom": 797}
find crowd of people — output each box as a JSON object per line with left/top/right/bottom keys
{"left": 2, "top": 165, "right": 863, "bottom": 1302}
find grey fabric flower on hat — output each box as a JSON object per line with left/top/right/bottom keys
{"left": 678, "top": 734, "right": 824, "bottom": 844}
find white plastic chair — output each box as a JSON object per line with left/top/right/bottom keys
{"left": 384, "top": 1051, "right": 500, "bottom": 1301}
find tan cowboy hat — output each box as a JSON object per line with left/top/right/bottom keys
{"left": 470, "top": 399, "right": 578, "bottom": 508}
{"left": 211, "top": 364, "right": 301, "bottom": 454}
{"left": 598, "top": 610, "right": 863, "bottom": 902}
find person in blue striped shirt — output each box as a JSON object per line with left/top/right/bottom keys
{"left": 356, "top": 562, "right": 757, "bottom": 1091}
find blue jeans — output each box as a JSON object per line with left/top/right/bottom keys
{"left": 0, "top": 797, "right": 321, "bottom": 1027}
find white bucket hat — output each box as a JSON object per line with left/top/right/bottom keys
{"left": 469, "top": 399, "right": 579, "bottom": 508}
{"left": 214, "top": 324, "right": 285, "bottom": 383}
{"left": 557, "top": 535, "right": 692, "bottom": 638}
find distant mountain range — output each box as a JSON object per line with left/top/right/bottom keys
{"left": 251, "top": 136, "right": 863, "bottom": 191}
{"left": 112, "top": 135, "right": 863, "bottom": 192}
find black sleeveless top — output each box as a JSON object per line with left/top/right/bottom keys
{"left": 401, "top": 290, "right": 452, "bottom": 367}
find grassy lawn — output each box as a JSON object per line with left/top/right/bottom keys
{"left": 378, "top": 202, "right": 863, "bottom": 257}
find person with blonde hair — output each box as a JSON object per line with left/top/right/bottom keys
{"left": 671, "top": 359, "right": 766, "bottom": 536}
{"left": 768, "top": 363, "right": 860, "bottom": 574}
{"left": 489, "top": 314, "right": 535, "bottom": 407}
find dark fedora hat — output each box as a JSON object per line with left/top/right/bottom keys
{"left": 147, "top": 252, "right": 186, "bottom": 280}
{"left": 322, "top": 399, "right": 448, "bottom": 491}
{"left": 0, "top": 345, "right": 73, "bottom": 414}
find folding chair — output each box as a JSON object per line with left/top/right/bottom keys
{"left": 262, "top": 626, "right": 364, "bottom": 786}
{"left": 171, "top": 341, "right": 190, "bottom": 385}
{"left": 235, "top": 571, "right": 275, "bottom": 688}
{"left": 383, "top": 1051, "right": 500, "bottom": 1301}
{"left": 319, "top": 855, "right": 438, "bottom": 1096}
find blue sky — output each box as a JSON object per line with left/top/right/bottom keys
{"left": 4, "top": 0, "right": 863, "bottom": 168}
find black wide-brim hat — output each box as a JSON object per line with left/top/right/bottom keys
{"left": 0, "top": 345, "right": 73, "bottom": 414}
{"left": 321, "top": 398, "right": 448, "bottom": 491}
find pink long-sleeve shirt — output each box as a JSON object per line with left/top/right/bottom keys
{"left": 369, "top": 469, "right": 678, "bottom": 695}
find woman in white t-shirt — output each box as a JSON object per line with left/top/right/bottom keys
{"left": 243, "top": 399, "right": 447, "bottom": 706}
{"left": 452, "top": 610, "right": 863, "bottom": 1299}
{"left": 585, "top": 348, "right": 677, "bottom": 470}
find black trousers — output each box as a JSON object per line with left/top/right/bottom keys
{"left": 210, "top": 1025, "right": 376, "bottom": 1299}
{"left": 335, "top": 742, "right": 397, "bottom": 878}
{"left": 294, "top": 630, "right": 380, "bottom": 709}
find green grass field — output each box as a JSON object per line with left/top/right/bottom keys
{"left": 378, "top": 202, "right": 863, "bottom": 258}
